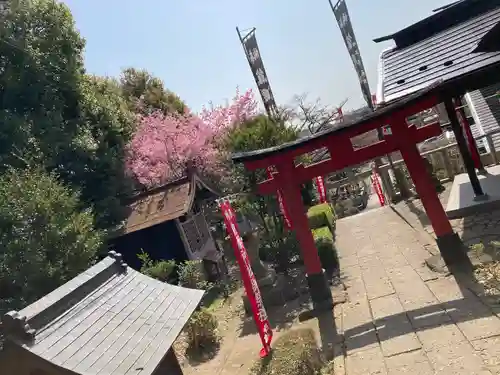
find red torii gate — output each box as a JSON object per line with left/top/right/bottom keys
{"left": 232, "top": 85, "right": 471, "bottom": 309}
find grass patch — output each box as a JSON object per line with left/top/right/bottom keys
{"left": 250, "top": 329, "right": 323, "bottom": 375}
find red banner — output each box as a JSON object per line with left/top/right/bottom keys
{"left": 371, "top": 168, "right": 386, "bottom": 206}
{"left": 219, "top": 200, "right": 273, "bottom": 357}
{"left": 266, "top": 167, "right": 292, "bottom": 229}
{"left": 315, "top": 176, "right": 327, "bottom": 203}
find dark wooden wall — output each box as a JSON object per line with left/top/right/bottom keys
{"left": 110, "top": 220, "right": 188, "bottom": 270}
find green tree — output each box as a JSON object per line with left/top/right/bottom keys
{"left": 0, "top": 1, "right": 137, "bottom": 314}
{"left": 225, "top": 114, "right": 298, "bottom": 190}
{"left": 60, "top": 75, "right": 136, "bottom": 229}
{"left": 0, "top": 168, "right": 104, "bottom": 313}
{"left": 224, "top": 115, "right": 311, "bottom": 274}
{"left": 138, "top": 251, "right": 176, "bottom": 283}
{"left": 120, "top": 67, "right": 186, "bottom": 116}
{"left": 0, "top": 0, "right": 84, "bottom": 169}
{"left": 0, "top": 0, "right": 136, "bottom": 230}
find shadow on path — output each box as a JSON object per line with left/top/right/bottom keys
{"left": 346, "top": 266, "right": 500, "bottom": 354}
{"left": 316, "top": 309, "right": 339, "bottom": 360}
{"left": 238, "top": 293, "right": 311, "bottom": 337}
{"left": 235, "top": 258, "right": 500, "bottom": 363}
{"left": 405, "top": 198, "right": 431, "bottom": 228}
{"left": 185, "top": 340, "right": 221, "bottom": 366}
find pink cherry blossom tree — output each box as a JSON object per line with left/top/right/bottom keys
{"left": 125, "top": 88, "right": 258, "bottom": 188}
{"left": 199, "top": 87, "right": 258, "bottom": 131}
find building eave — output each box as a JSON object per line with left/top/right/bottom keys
{"left": 376, "top": 46, "right": 396, "bottom": 106}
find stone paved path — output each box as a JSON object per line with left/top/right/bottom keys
{"left": 366, "top": 180, "right": 383, "bottom": 211}
{"left": 334, "top": 206, "right": 500, "bottom": 375}
{"left": 180, "top": 205, "right": 500, "bottom": 375}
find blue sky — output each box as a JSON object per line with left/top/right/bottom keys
{"left": 62, "top": 0, "right": 451, "bottom": 112}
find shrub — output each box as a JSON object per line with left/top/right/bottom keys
{"left": 333, "top": 199, "right": 361, "bottom": 218}
{"left": 178, "top": 260, "right": 211, "bottom": 291}
{"left": 0, "top": 168, "right": 103, "bottom": 313}
{"left": 258, "top": 215, "right": 301, "bottom": 273}
{"left": 312, "top": 226, "right": 339, "bottom": 272}
{"left": 307, "top": 210, "right": 328, "bottom": 230}
{"left": 259, "top": 228, "right": 301, "bottom": 266}
{"left": 333, "top": 203, "right": 345, "bottom": 219}
{"left": 250, "top": 329, "right": 322, "bottom": 375}
{"left": 346, "top": 206, "right": 359, "bottom": 216}
{"left": 184, "top": 307, "right": 219, "bottom": 349}
{"left": 137, "top": 251, "right": 176, "bottom": 282}
{"left": 307, "top": 203, "right": 336, "bottom": 233}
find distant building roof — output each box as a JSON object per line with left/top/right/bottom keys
{"left": 121, "top": 174, "right": 219, "bottom": 235}
{"left": 376, "top": 0, "right": 500, "bottom": 104}
{"left": 1, "top": 252, "right": 204, "bottom": 375}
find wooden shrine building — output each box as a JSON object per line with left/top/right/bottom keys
{"left": 0, "top": 251, "right": 204, "bottom": 375}
{"left": 110, "top": 173, "right": 225, "bottom": 280}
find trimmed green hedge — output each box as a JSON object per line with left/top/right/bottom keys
{"left": 312, "top": 226, "right": 339, "bottom": 272}
{"left": 307, "top": 203, "right": 336, "bottom": 233}
{"left": 311, "top": 226, "right": 333, "bottom": 242}
{"left": 308, "top": 203, "right": 338, "bottom": 272}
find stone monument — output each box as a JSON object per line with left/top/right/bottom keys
{"left": 236, "top": 215, "right": 304, "bottom": 314}
{"left": 242, "top": 231, "right": 276, "bottom": 287}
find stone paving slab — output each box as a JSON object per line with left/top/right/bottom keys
{"left": 385, "top": 349, "right": 434, "bottom": 375}
{"left": 335, "top": 207, "right": 500, "bottom": 375}
{"left": 345, "top": 346, "right": 388, "bottom": 375}
{"left": 181, "top": 204, "right": 500, "bottom": 375}
{"left": 472, "top": 336, "right": 500, "bottom": 374}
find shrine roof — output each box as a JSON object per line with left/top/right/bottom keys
{"left": 232, "top": 83, "right": 439, "bottom": 164}
{"left": 123, "top": 176, "right": 192, "bottom": 235}
{"left": 118, "top": 173, "right": 219, "bottom": 236}
{"left": 1, "top": 252, "right": 204, "bottom": 375}
{"left": 373, "top": 0, "right": 495, "bottom": 49}
{"left": 375, "top": 1, "right": 500, "bottom": 104}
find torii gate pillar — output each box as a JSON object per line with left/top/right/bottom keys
{"left": 276, "top": 160, "right": 333, "bottom": 310}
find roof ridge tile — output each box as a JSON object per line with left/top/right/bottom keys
{"left": 2, "top": 253, "right": 126, "bottom": 339}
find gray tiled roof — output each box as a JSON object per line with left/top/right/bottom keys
{"left": 1, "top": 252, "right": 204, "bottom": 375}
{"left": 377, "top": 4, "right": 500, "bottom": 104}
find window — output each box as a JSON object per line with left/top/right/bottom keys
{"left": 476, "top": 136, "right": 488, "bottom": 154}
{"left": 180, "top": 212, "right": 210, "bottom": 255}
